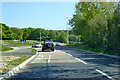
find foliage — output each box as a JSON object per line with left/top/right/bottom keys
{"left": 69, "top": 2, "right": 119, "bottom": 55}
{"left": 1, "top": 23, "right": 78, "bottom": 43}
{"left": 0, "top": 23, "right": 15, "bottom": 40}
{"left": 56, "top": 31, "right": 67, "bottom": 43}
{"left": 2, "top": 40, "right": 37, "bottom": 46}
{"left": 27, "top": 48, "right": 37, "bottom": 53}
{"left": 0, "top": 45, "right": 13, "bottom": 52}
{"left": 66, "top": 44, "right": 119, "bottom": 56}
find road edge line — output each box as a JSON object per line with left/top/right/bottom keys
{"left": 96, "top": 69, "right": 115, "bottom": 80}
{"left": 67, "top": 54, "right": 72, "bottom": 56}
{"left": 63, "top": 46, "right": 119, "bottom": 59}
{"left": 75, "top": 58, "right": 87, "bottom": 64}
{"left": 0, "top": 51, "right": 39, "bottom": 80}
{"left": 81, "top": 49, "right": 119, "bottom": 59}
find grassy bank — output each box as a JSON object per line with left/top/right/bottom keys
{"left": 66, "top": 44, "right": 119, "bottom": 56}
{"left": 27, "top": 48, "right": 37, "bottom": 53}
{"left": 1, "top": 54, "right": 32, "bottom": 75}
{"left": 2, "top": 40, "right": 37, "bottom": 46}
{"left": 0, "top": 45, "right": 13, "bottom": 52}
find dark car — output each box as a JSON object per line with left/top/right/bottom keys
{"left": 32, "top": 42, "right": 41, "bottom": 48}
{"left": 42, "top": 41, "right": 54, "bottom": 51}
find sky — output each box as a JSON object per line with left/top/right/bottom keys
{"left": 2, "top": 2, "right": 76, "bottom": 30}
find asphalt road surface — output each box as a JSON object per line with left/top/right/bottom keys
{"left": 6, "top": 46, "right": 120, "bottom": 80}
{"left": 1, "top": 46, "right": 35, "bottom": 55}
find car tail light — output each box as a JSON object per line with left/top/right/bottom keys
{"left": 53, "top": 44, "right": 54, "bottom": 47}
{"left": 43, "top": 44, "right": 44, "bottom": 46}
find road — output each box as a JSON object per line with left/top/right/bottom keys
{"left": 1, "top": 46, "right": 35, "bottom": 55}
{"left": 6, "top": 46, "right": 120, "bottom": 80}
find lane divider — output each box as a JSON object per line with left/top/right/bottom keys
{"left": 75, "top": 58, "right": 87, "bottom": 64}
{"left": 96, "top": 69, "right": 115, "bottom": 80}
{"left": 37, "top": 58, "right": 41, "bottom": 60}
{"left": 48, "top": 55, "right": 51, "bottom": 63}
{"left": 0, "top": 51, "right": 39, "bottom": 80}
{"left": 41, "top": 55, "right": 44, "bottom": 57}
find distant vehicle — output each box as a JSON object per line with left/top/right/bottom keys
{"left": 56, "top": 42, "right": 60, "bottom": 46}
{"left": 42, "top": 41, "right": 54, "bottom": 51}
{"left": 13, "top": 40, "right": 18, "bottom": 42}
{"left": 32, "top": 42, "right": 41, "bottom": 48}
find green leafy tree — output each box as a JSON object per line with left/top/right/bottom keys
{"left": 69, "top": 2, "right": 118, "bottom": 52}
{"left": 1, "top": 23, "right": 15, "bottom": 40}
{"left": 49, "top": 30, "right": 56, "bottom": 41}
{"left": 11, "top": 27, "right": 23, "bottom": 40}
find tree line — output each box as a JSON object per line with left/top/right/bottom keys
{"left": 69, "top": 2, "right": 120, "bottom": 53}
{"left": 0, "top": 23, "right": 79, "bottom": 43}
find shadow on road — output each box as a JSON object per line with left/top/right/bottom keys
{"left": 4, "top": 46, "right": 120, "bottom": 80}
{"left": 38, "top": 51, "right": 52, "bottom": 52}
{"left": 55, "top": 46, "right": 120, "bottom": 68}
{"left": 5, "top": 62, "right": 113, "bottom": 80}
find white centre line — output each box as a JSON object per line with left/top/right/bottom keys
{"left": 48, "top": 55, "right": 51, "bottom": 63}
{"left": 75, "top": 58, "right": 87, "bottom": 64}
{"left": 37, "top": 58, "right": 41, "bottom": 60}
{"left": 96, "top": 69, "right": 115, "bottom": 80}
{"left": 35, "top": 57, "right": 40, "bottom": 60}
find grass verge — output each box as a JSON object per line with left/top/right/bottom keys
{"left": 27, "top": 48, "right": 37, "bottom": 53}
{"left": 66, "top": 44, "right": 119, "bottom": 56}
{"left": 0, "top": 45, "right": 13, "bottom": 52}
{"left": 1, "top": 54, "right": 32, "bottom": 75}
{"left": 2, "top": 40, "right": 37, "bottom": 46}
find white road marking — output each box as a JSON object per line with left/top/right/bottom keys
{"left": 35, "top": 57, "right": 40, "bottom": 60}
{"left": 75, "top": 58, "right": 87, "bottom": 64}
{"left": 41, "top": 55, "right": 44, "bottom": 57}
{"left": 37, "top": 58, "right": 41, "bottom": 60}
{"left": 67, "top": 54, "right": 72, "bottom": 56}
{"left": 96, "top": 69, "right": 115, "bottom": 80}
{"left": 48, "top": 55, "right": 51, "bottom": 63}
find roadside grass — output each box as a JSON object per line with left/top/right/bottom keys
{"left": 1, "top": 54, "right": 32, "bottom": 74}
{"left": 66, "top": 44, "right": 119, "bottom": 56}
{"left": 2, "top": 40, "right": 37, "bottom": 46}
{"left": 0, "top": 45, "right": 13, "bottom": 52}
{"left": 60, "top": 42, "right": 67, "bottom": 45}
{"left": 27, "top": 48, "right": 37, "bottom": 53}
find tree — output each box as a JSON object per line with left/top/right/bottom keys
{"left": 49, "top": 30, "right": 56, "bottom": 41}
{"left": 1, "top": 23, "right": 15, "bottom": 40}
{"left": 69, "top": 2, "right": 118, "bottom": 51}
{"left": 11, "top": 27, "right": 23, "bottom": 40}
{"left": 56, "top": 31, "right": 67, "bottom": 43}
